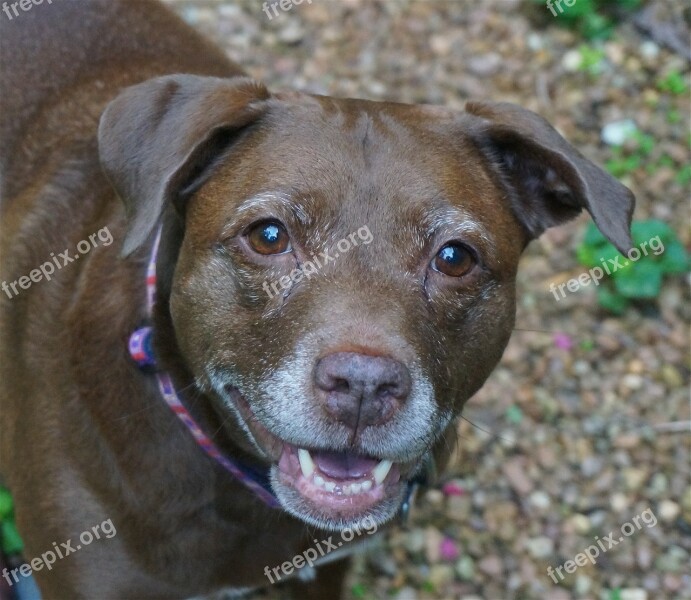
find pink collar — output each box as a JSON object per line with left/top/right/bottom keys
{"left": 128, "top": 228, "right": 280, "bottom": 509}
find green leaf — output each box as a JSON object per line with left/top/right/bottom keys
{"left": 583, "top": 222, "right": 608, "bottom": 247}
{"left": 658, "top": 241, "right": 690, "bottom": 274}
{"left": 597, "top": 285, "right": 629, "bottom": 314}
{"left": 613, "top": 261, "right": 662, "bottom": 298}
{"left": 0, "top": 488, "right": 13, "bottom": 520}
{"left": 631, "top": 220, "right": 674, "bottom": 243}
{"left": 1, "top": 520, "right": 24, "bottom": 555}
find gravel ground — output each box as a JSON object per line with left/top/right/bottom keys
{"left": 163, "top": 1, "right": 690, "bottom": 598}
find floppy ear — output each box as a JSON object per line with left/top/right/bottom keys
{"left": 98, "top": 75, "right": 270, "bottom": 256}
{"left": 465, "top": 101, "right": 635, "bottom": 254}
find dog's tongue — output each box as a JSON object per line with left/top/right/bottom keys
{"left": 312, "top": 450, "right": 379, "bottom": 479}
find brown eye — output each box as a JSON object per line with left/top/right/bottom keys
{"left": 246, "top": 221, "right": 292, "bottom": 255}
{"left": 432, "top": 243, "right": 475, "bottom": 277}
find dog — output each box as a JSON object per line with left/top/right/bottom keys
{"left": 0, "top": 0, "right": 635, "bottom": 597}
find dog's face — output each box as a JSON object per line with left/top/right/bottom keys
{"left": 99, "top": 76, "right": 634, "bottom": 530}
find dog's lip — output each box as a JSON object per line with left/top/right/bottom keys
{"left": 226, "top": 387, "right": 408, "bottom": 513}
{"left": 276, "top": 444, "right": 401, "bottom": 512}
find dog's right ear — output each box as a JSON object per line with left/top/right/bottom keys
{"left": 98, "top": 75, "right": 270, "bottom": 257}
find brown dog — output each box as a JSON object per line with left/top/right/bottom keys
{"left": 0, "top": 0, "right": 634, "bottom": 597}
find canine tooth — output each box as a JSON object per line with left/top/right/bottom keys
{"left": 343, "top": 484, "right": 352, "bottom": 495}
{"left": 324, "top": 481, "right": 336, "bottom": 492}
{"left": 373, "top": 459, "right": 393, "bottom": 485}
{"left": 298, "top": 448, "right": 315, "bottom": 478}
{"left": 361, "top": 480, "right": 372, "bottom": 492}
{"left": 351, "top": 482, "right": 362, "bottom": 494}
{"left": 314, "top": 475, "right": 325, "bottom": 488}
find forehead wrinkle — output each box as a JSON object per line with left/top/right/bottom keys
{"left": 235, "top": 190, "right": 311, "bottom": 226}
{"left": 425, "top": 205, "right": 494, "bottom": 250}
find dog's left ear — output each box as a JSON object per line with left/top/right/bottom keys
{"left": 99, "top": 74, "right": 270, "bottom": 256}
{"left": 465, "top": 101, "right": 635, "bottom": 254}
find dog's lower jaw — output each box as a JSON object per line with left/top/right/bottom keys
{"left": 270, "top": 463, "right": 409, "bottom": 531}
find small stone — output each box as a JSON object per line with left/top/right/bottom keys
{"left": 425, "top": 527, "right": 443, "bottom": 563}
{"left": 575, "top": 574, "right": 592, "bottom": 595}
{"left": 455, "top": 555, "right": 475, "bottom": 581}
{"left": 404, "top": 529, "right": 425, "bottom": 554}
{"left": 570, "top": 513, "right": 591, "bottom": 535}
{"left": 502, "top": 457, "right": 533, "bottom": 495}
{"left": 620, "top": 589, "right": 647, "bottom": 600}
{"left": 447, "top": 495, "right": 471, "bottom": 522}
{"left": 601, "top": 119, "right": 638, "bottom": 146}
{"left": 529, "top": 490, "right": 551, "bottom": 510}
{"left": 525, "top": 536, "right": 553, "bottom": 559}
{"left": 467, "top": 53, "right": 502, "bottom": 76}
{"left": 478, "top": 555, "right": 503, "bottom": 577}
{"left": 425, "top": 488, "right": 444, "bottom": 507}
{"left": 562, "top": 49, "right": 582, "bottom": 72}
{"left": 278, "top": 21, "right": 304, "bottom": 45}
{"left": 655, "top": 546, "right": 687, "bottom": 572}
{"left": 611, "top": 492, "right": 630, "bottom": 512}
{"left": 659, "top": 500, "right": 680, "bottom": 523}
{"left": 640, "top": 41, "right": 659, "bottom": 59}
{"left": 622, "top": 374, "right": 644, "bottom": 390}
{"left": 393, "top": 587, "right": 416, "bottom": 600}
{"left": 661, "top": 365, "right": 683, "bottom": 388}
{"left": 623, "top": 468, "right": 648, "bottom": 491}
{"left": 581, "top": 455, "right": 604, "bottom": 477}
{"left": 427, "top": 564, "right": 454, "bottom": 589}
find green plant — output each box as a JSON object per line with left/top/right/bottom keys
{"left": 605, "top": 129, "right": 656, "bottom": 177}
{"left": 576, "top": 220, "right": 689, "bottom": 313}
{"left": 531, "top": 0, "right": 642, "bottom": 40}
{"left": 657, "top": 71, "right": 689, "bottom": 96}
{"left": 577, "top": 44, "right": 606, "bottom": 74}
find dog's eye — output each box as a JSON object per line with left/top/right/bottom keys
{"left": 432, "top": 243, "right": 475, "bottom": 277}
{"left": 246, "top": 221, "right": 292, "bottom": 255}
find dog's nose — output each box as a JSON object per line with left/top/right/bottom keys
{"left": 314, "top": 352, "right": 411, "bottom": 430}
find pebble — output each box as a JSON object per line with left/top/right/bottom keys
{"left": 570, "top": 513, "right": 591, "bottom": 535}
{"left": 502, "top": 457, "right": 533, "bottom": 495}
{"left": 659, "top": 500, "right": 680, "bottom": 523}
{"left": 447, "top": 495, "right": 471, "bottom": 522}
{"left": 620, "top": 589, "right": 648, "bottom": 600}
{"left": 424, "top": 527, "right": 443, "bottom": 563}
{"left": 611, "top": 492, "right": 630, "bottom": 512}
{"left": 404, "top": 529, "right": 425, "bottom": 554}
{"left": 393, "top": 587, "right": 416, "bottom": 600}
{"left": 478, "top": 555, "right": 503, "bottom": 578}
{"left": 427, "top": 564, "right": 454, "bottom": 589}
{"left": 601, "top": 119, "right": 638, "bottom": 146}
{"left": 525, "top": 536, "right": 554, "bottom": 559}
{"left": 529, "top": 490, "right": 551, "bottom": 510}
{"left": 455, "top": 556, "right": 475, "bottom": 581}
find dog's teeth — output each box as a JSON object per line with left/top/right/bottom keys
{"left": 351, "top": 482, "right": 362, "bottom": 494}
{"left": 314, "top": 475, "right": 325, "bottom": 488}
{"left": 343, "top": 484, "right": 352, "bottom": 495}
{"left": 372, "top": 459, "right": 393, "bottom": 485}
{"left": 298, "top": 448, "right": 315, "bottom": 479}
{"left": 361, "top": 480, "right": 372, "bottom": 492}
{"left": 324, "top": 481, "right": 336, "bottom": 492}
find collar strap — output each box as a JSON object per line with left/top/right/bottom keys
{"left": 128, "top": 227, "right": 425, "bottom": 518}
{"left": 128, "top": 228, "right": 280, "bottom": 508}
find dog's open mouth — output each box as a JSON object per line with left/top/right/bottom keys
{"left": 277, "top": 445, "right": 401, "bottom": 511}
{"left": 227, "top": 388, "right": 408, "bottom": 526}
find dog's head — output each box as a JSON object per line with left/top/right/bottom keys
{"left": 99, "top": 75, "right": 634, "bottom": 530}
